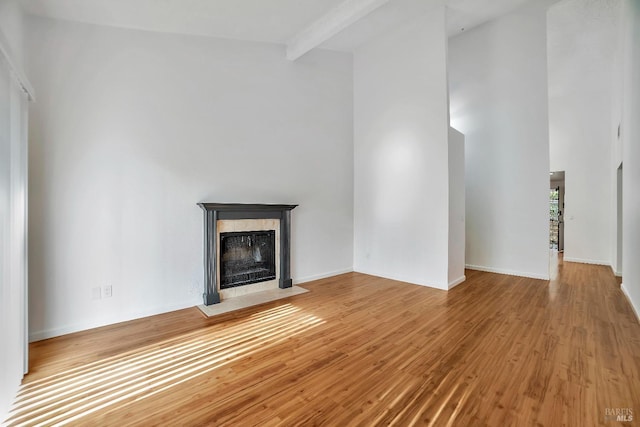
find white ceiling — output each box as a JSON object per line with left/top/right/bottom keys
{"left": 22, "top": 0, "right": 551, "bottom": 52}
{"left": 321, "top": 0, "right": 539, "bottom": 51}
{"left": 20, "top": 0, "right": 347, "bottom": 45}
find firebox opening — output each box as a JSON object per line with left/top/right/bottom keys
{"left": 220, "top": 230, "right": 276, "bottom": 289}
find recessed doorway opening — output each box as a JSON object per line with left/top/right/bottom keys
{"left": 550, "top": 171, "right": 565, "bottom": 252}
{"left": 616, "top": 163, "right": 623, "bottom": 277}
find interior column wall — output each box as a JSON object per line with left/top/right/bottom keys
{"left": 621, "top": 0, "right": 640, "bottom": 319}
{"left": 353, "top": 8, "right": 450, "bottom": 289}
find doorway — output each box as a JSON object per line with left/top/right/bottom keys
{"left": 616, "top": 163, "right": 623, "bottom": 276}
{"left": 550, "top": 171, "right": 565, "bottom": 252}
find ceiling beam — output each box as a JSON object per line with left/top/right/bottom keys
{"left": 286, "top": 0, "right": 391, "bottom": 61}
{"left": 0, "top": 28, "right": 35, "bottom": 101}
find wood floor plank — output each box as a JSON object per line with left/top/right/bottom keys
{"left": 4, "top": 260, "right": 640, "bottom": 426}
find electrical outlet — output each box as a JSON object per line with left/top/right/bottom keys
{"left": 104, "top": 285, "right": 112, "bottom": 298}
{"left": 91, "top": 286, "right": 102, "bottom": 300}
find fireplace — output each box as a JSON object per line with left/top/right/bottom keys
{"left": 220, "top": 230, "right": 276, "bottom": 288}
{"left": 198, "top": 203, "right": 297, "bottom": 305}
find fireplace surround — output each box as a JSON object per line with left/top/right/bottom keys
{"left": 198, "top": 203, "right": 297, "bottom": 305}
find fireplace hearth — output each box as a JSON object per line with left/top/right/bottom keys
{"left": 197, "top": 203, "right": 297, "bottom": 305}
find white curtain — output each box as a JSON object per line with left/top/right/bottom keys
{"left": 0, "top": 51, "right": 29, "bottom": 419}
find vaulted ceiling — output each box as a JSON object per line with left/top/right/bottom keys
{"left": 21, "top": 0, "right": 546, "bottom": 54}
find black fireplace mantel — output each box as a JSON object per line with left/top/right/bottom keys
{"left": 198, "top": 203, "right": 297, "bottom": 306}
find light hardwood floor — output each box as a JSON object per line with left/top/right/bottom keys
{"left": 5, "top": 260, "right": 640, "bottom": 426}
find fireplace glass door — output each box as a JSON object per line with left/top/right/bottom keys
{"left": 219, "top": 230, "right": 276, "bottom": 289}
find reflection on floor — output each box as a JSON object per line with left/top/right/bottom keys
{"left": 550, "top": 249, "right": 563, "bottom": 281}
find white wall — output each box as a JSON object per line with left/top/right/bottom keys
{"left": 448, "top": 127, "right": 465, "bottom": 288}
{"left": 449, "top": 2, "right": 551, "bottom": 280}
{"left": 0, "top": 0, "right": 28, "bottom": 420}
{"left": 547, "top": 0, "right": 620, "bottom": 266}
{"left": 615, "top": 164, "right": 622, "bottom": 275}
{"left": 26, "top": 16, "right": 354, "bottom": 340}
{"left": 621, "top": 0, "right": 640, "bottom": 319}
{"left": 0, "top": 0, "right": 23, "bottom": 65}
{"left": 612, "top": 0, "right": 626, "bottom": 276}
{"left": 353, "top": 8, "right": 450, "bottom": 289}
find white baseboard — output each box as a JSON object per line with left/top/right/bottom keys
{"left": 29, "top": 269, "right": 356, "bottom": 342}
{"left": 465, "top": 264, "right": 549, "bottom": 280}
{"left": 352, "top": 268, "right": 448, "bottom": 291}
{"left": 448, "top": 275, "right": 466, "bottom": 289}
{"left": 29, "top": 300, "right": 199, "bottom": 342}
{"left": 294, "top": 268, "right": 353, "bottom": 285}
{"left": 610, "top": 265, "right": 623, "bottom": 277}
{"left": 563, "top": 257, "right": 610, "bottom": 266}
{"left": 621, "top": 283, "right": 640, "bottom": 324}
